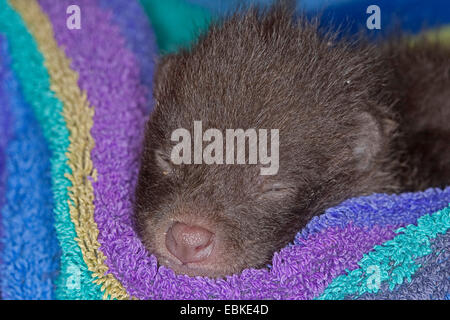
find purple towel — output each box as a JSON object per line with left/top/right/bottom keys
{"left": 36, "top": 0, "right": 450, "bottom": 299}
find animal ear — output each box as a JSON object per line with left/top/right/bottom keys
{"left": 351, "top": 112, "right": 384, "bottom": 170}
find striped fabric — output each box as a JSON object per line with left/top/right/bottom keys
{"left": 0, "top": 0, "right": 448, "bottom": 300}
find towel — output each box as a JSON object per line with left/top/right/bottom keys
{"left": 0, "top": 0, "right": 448, "bottom": 300}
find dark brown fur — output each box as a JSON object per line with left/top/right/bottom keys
{"left": 134, "top": 5, "right": 450, "bottom": 277}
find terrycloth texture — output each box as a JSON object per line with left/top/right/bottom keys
{"left": 186, "top": 0, "right": 273, "bottom": 15}
{"left": 0, "top": 37, "right": 10, "bottom": 217}
{"left": 311, "top": 0, "right": 450, "bottom": 37}
{"left": 189, "top": 0, "right": 450, "bottom": 37}
{"left": 99, "top": 0, "right": 157, "bottom": 111}
{"left": 187, "top": 0, "right": 338, "bottom": 12}
{"left": 318, "top": 205, "right": 450, "bottom": 299}
{"left": 38, "top": 0, "right": 156, "bottom": 299}
{"left": 0, "top": 0, "right": 448, "bottom": 300}
{"left": 354, "top": 232, "right": 449, "bottom": 300}
{"left": 139, "top": 0, "right": 211, "bottom": 53}
{"left": 0, "top": 35, "right": 59, "bottom": 299}
{"left": 0, "top": 35, "right": 12, "bottom": 300}
{"left": 2, "top": 0, "right": 105, "bottom": 300}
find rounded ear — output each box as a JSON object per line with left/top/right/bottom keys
{"left": 352, "top": 112, "right": 384, "bottom": 170}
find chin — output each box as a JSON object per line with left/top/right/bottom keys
{"left": 157, "top": 254, "right": 234, "bottom": 278}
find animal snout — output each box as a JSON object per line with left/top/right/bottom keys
{"left": 165, "top": 222, "right": 215, "bottom": 264}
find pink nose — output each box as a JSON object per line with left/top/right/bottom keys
{"left": 165, "top": 222, "right": 214, "bottom": 264}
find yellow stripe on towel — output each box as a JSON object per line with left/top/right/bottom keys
{"left": 9, "top": 0, "right": 129, "bottom": 300}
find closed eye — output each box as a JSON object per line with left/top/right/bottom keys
{"left": 259, "top": 182, "right": 296, "bottom": 199}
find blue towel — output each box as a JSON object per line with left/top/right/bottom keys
{"left": 187, "top": 0, "right": 450, "bottom": 36}
{"left": 0, "top": 35, "right": 60, "bottom": 300}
